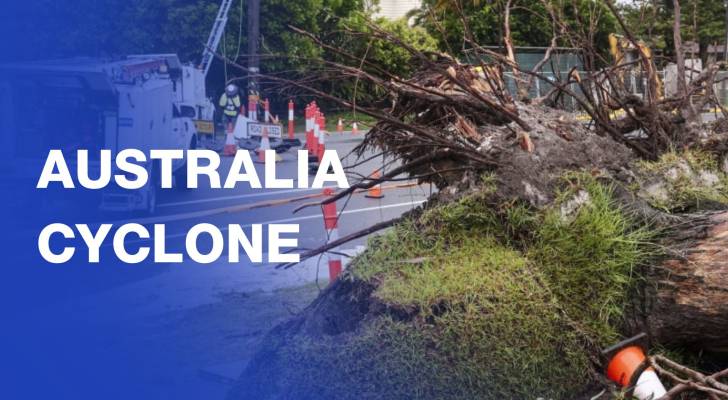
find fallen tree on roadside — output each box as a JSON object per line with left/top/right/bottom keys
{"left": 225, "top": 1, "right": 728, "bottom": 399}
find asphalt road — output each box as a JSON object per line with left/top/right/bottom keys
{"left": 99, "top": 131, "right": 431, "bottom": 262}
{"left": 15, "top": 129, "right": 434, "bottom": 314}
{"left": 9, "top": 131, "right": 432, "bottom": 399}
{"left": 8, "top": 130, "right": 432, "bottom": 314}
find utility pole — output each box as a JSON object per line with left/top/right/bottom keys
{"left": 247, "top": 0, "right": 260, "bottom": 117}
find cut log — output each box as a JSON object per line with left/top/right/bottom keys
{"left": 645, "top": 211, "right": 728, "bottom": 352}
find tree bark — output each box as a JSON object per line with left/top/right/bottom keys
{"left": 645, "top": 211, "right": 728, "bottom": 352}
{"left": 673, "top": 0, "right": 687, "bottom": 97}
{"left": 502, "top": 0, "right": 526, "bottom": 100}
{"left": 672, "top": 0, "right": 699, "bottom": 123}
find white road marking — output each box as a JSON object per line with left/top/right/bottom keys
{"left": 109, "top": 200, "right": 425, "bottom": 246}
{"left": 157, "top": 185, "right": 337, "bottom": 208}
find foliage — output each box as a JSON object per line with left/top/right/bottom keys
{"left": 4, "top": 0, "right": 442, "bottom": 105}
{"left": 3, "top": 0, "right": 364, "bottom": 93}
{"left": 366, "top": 18, "right": 439, "bottom": 78}
{"left": 251, "top": 0, "right": 366, "bottom": 73}
{"left": 412, "top": 0, "right": 618, "bottom": 57}
{"left": 6, "top": 0, "right": 218, "bottom": 62}
{"left": 317, "top": 14, "right": 438, "bottom": 104}
{"left": 620, "top": 0, "right": 727, "bottom": 64}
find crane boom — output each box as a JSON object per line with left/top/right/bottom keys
{"left": 200, "top": 0, "right": 234, "bottom": 78}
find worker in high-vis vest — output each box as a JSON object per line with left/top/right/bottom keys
{"left": 219, "top": 84, "right": 242, "bottom": 128}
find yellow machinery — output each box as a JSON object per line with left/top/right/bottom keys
{"left": 608, "top": 33, "right": 663, "bottom": 101}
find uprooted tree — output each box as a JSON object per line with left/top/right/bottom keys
{"left": 225, "top": 1, "right": 728, "bottom": 399}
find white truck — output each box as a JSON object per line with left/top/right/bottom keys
{"left": 0, "top": 54, "right": 209, "bottom": 213}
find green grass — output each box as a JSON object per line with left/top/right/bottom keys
{"left": 244, "top": 173, "right": 658, "bottom": 399}
{"left": 530, "top": 173, "right": 654, "bottom": 344}
{"left": 271, "top": 230, "right": 593, "bottom": 399}
{"left": 637, "top": 150, "right": 728, "bottom": 212}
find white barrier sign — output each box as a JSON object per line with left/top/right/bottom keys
{"left": 248, "top": 122, "right": 282, "bottom": 138}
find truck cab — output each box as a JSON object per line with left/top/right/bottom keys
{"left": 0, "top": 55, "right": 200, "bottom": 214}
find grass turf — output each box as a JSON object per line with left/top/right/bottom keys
{"left": 242, "top": 173, "right": 657, "bottom": 399}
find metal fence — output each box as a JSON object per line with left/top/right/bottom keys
{"left": 502, "top": 69, "right": 728, "bottom": 113}
{"left": 502, "top": 71, "right": 587, "bottom": 112}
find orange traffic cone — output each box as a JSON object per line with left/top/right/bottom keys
{"left": 352, "top": 122, "right": 359, "bottom": 135}
{"left": 365, "top": 170, "right": 384, "bottom": 199}
{"left": 603, "top": 334, "right": 666, "bottom": 400}
{"left": 223, "top": 122, "right": 237, "bottom": 156}
{"left": 322, "top": 188, "right": 342, "bottom": 281}
{"left": 288, "top": 100, "right": 295, "bottom": 140}
{"left": 336, "top": 118, "right": 343, "bottom": 134}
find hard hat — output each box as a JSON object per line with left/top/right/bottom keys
{"left": 225, "top": 84, "right": 239, "bottom": 96}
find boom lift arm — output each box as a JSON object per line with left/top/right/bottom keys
{"left": 200, "top": 0, "right": 234, "bottom": 78}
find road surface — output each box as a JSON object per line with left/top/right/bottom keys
{"left": 12, "top": 131, "right": 431, "bottom": 399}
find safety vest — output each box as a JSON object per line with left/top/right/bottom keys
{"left": 219, "top": 93, "right": 241, "bottom": 117}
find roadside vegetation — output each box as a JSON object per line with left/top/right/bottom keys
{"left": 636, "top": 150, "right": 728, "bottom": 212}
{"left": 235, "top": 173, "right": 658, "bottom": 399}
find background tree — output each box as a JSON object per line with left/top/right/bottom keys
{"left": 1, "top": 0, "right": 367, "bottom": 98}
{"left": 621, "top": 0, "right": 727, "bottom": 64}
{"left": 306, "top": 13, "right": 438, "bottom": 105}
{"left": 413, "top": 0, "right": 617, "bottom": 59}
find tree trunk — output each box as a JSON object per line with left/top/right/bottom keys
{"left": 673, "top": 0, "right": 687, "bottom": 97}
{"left": 503, "top": 0, "right": 526, "bottom": 100}
{"left": 645, "top": 211, "right": 728, "bottom": 352}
